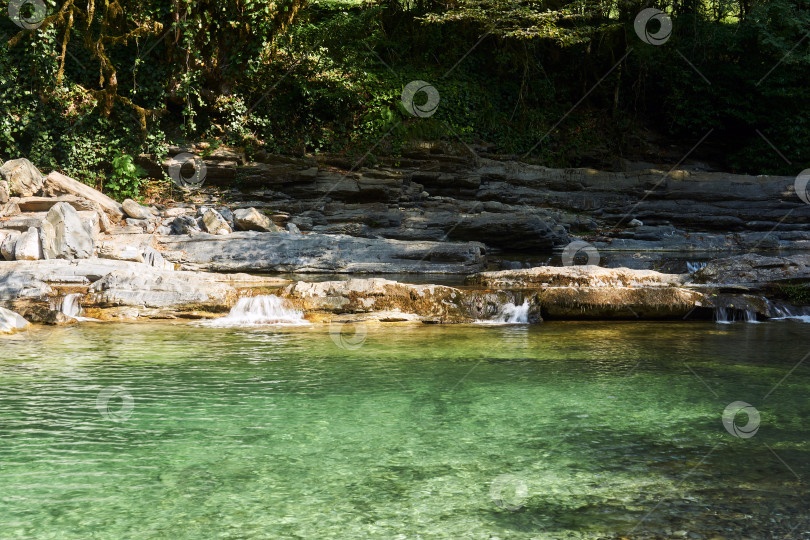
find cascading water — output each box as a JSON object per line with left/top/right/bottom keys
{"left": 766, "top": 299, "right": 810, "bottom": 322}
{"left": 686, "top": 261, "right": 708, "bottom": 273}
{"left": 714, "top": 307, "right": 758, "bottom": 323}
{"left": 203, "top": 295, "right": 309, "bottom": 327}
{"left": 55, "top": 293, "right": 97, "bottom": 322}
{"left": 477, "top": 300, "right": 530, "bottom": 324}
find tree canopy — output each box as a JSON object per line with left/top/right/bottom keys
{"left": 2, "top": 0, "right": 809, "bottom": 196}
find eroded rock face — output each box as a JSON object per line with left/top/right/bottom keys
{"left": 0, "top": 306, "right": 30, "bottom": 335}
{"left": 0, "top": 259, "right": 289, "bottom": 319}
{"left": 0, "top": 158, "right": 44, "bottom": 197}
{"left": 0, "top": 180, "right": 8, "bottom": 204}
{"left": 691, "top": 253, "right": 810, "bottom": 286}
{"left": 469, "top": 265, "right": 684, "bottom": 289}
{"left": 40, "top": 202, "right": 95, "bottom": 260}
{"left": 233, "top": 207, "right": 278, "bottom": 232}
{"left": 467, "top": 265, "right": 703, "bottom": 319}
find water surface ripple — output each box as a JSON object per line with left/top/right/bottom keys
{"left": 0, "top": 322, "right": 808, "bottom": 538}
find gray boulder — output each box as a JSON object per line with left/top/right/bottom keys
{"left": 202, "top": 209, "right": 232, "bottom": 235}
{"left": 40, "top": 202, "right": 95, "bottom": 259}
{"left": 234, "top": 207, "right": 279, "bottom": 232}
{"left": 0, "top": 306, "right": 29, "bottom": 334}
{"left": 122, "top": 199, "right": 154, "bottom": 220}
{"left": 14, "top": 227, "right": 42, "bottom": 260}
{"left": 170, "top": 215, "right": 201, "bottom": 235}
{"left": 217, "top": 206, "right": 235, "bottom": 226}
{"left": 0, "top": 158, "right": 44, "bottom": 197}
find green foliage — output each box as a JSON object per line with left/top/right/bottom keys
{"left": 109, "top": 153, "right": 147, "bottom": 201}
{"left": 0, "top": 0, "right": 808, "bottom": 180}
{"left": 775, "top": 283, "right": 810, "bottom": 306}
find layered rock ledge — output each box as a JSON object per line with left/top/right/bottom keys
{"left": 1, "top": 255, "right": 807, "bottom": 330}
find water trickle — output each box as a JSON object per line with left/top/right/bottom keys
{"left": 203, "top": 295, "right": 309, "bottom": 327}
{"left": 477, "top": 300, "right": 530, "bottom": 324}
{"left": 686, "top": 261, "right": 708, "bottom": 273}
{"left": 55, "top": 293, "right": 97, "bottom": 321}
{"left": 59, "top": 293, "right": 82, "bottom": 318}
{"left": 714, "top": 307, "right": 759, "bottom": 324}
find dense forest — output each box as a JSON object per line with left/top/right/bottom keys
{"left": 2, "top": 0, "right": 809, "bottom": 198}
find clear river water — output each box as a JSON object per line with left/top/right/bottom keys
{"left": 1, "top": 321, "right": 808, "bottom": 539}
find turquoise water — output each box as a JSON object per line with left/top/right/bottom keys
{"left": 1, "top": 321, "right": 808, "bottom": 539}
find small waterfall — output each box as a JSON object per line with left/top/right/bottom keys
{"left": 714, "top": 307, "right": 759, "bottom": 324}
{"left": 686, "top": 261, "right": 708, "bottom": 273}
{"left": 477, "top": 300, "right": 530, "bottom": 324}
{"left": 767, "top": 299, "right": 810, "bottom": 322}
{"left": 714, "top": 307, "right": 731, "bottom": 324}
{"left": 203, "top": 295, "right": 309, "bottom": 327}
{"left": 60, "top": 293, "right": 82, "bottom": 318}
{"left": 55, "top": 293, "right": 96, "bottom": 322}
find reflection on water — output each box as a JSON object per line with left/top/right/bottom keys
{"left": 0, "top": 321, "right": 808, "bottom": 539}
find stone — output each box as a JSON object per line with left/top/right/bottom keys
{"left": 217, "top": 206, "right": 235, "bottom": 225}
{"left": 14, "top": 227, "right": 42, "bottom": 260}
{"left": 97, "top": 234, "right": 157, "bottom": 263}
{"left": 202, "top": 209, "right": 232, "bottom": 235}
{"left": 0, "top": 158, "right": 44, "bottom": 196}
{"left": 629, "top": 218, "right": 643, "bottom": 227}
{"left": 41, "top": 172, "right": 124, "bottom": 221}
{"left": 691, "top": 253, "right": 810, "bottom": 287}
{"left": 164, "top": 207, "right": 188, "bottom": 218}
{"left": 233, "top": 207, "right": 278, "bottom": 232}
{"left": 286, "top": 223, "right": 301, "bottom": 234}
{"left": 143, "top": 247, "right": 173, "bottom": 270}
{"left": 39, "top": 202, "right": 95, "bottom": 260}
{"left": 16, "top": 196, "right": 96, "bottom": 213}
{"left": 0, "top": 180, "right": 8, "bottom": 204}
{"left": 0, "top": 197, "right": 20, "bottom": 217}
{"left": 1, "top": 231, "right": 19, "bottom": 261}
{"left": 126, "top": 218, "right": 156, "bottom": 234}
{"left": 170, "top": 215, "right": 201, "bottom": 235}
{"left": 122, "top": 198, "right": 153, "bottom": 220}
{"left": 0, "top": 306, "right": 30, "bottom": 334}
{"left": 158, "top": 231, "right": 487, "bottom": 274}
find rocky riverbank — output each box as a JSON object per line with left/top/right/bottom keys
{"left": 2, "top": 152, "right": 810, "bottom": 333}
